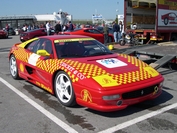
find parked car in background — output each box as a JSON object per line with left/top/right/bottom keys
{"left": 60, "top": 27, "right": 114, "bottom": 44}
{"left": 20, "top": 28, "right": 55, "bottom": 42}
{"left": 96, "top": 26, "right": 114, "bottom": 35}
{"left": 8, "top": 28, "right": 16, "bottom": 35}
{"left": 0, "top": 29, "right": 8, "bottom": 39}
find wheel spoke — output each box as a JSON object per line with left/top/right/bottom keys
{"left": 60, "top": 90, "right": 65, "bottom": 99}
{"left": 65, "top": 80, "right": 71, "bottom": 88}
{"left": 12, "top": 68, "right": 16, "bottom": 75}
{"left": 59, "top": 75, "right": 65, "bottom": 84}
{"left": 56, "top": 81, "right": 61, "bottom": 90}
{"left": 10, "top": 58, "right": 17, "bottom": 76}
{"left": 12, "top": 59, "right": 15, "bottom": 65}
{"left": 63, "top": 88, "right": 71, "bottom": 99}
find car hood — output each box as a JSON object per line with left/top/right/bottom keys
{"left": 58, "top": 53, "right": 162, "bottom": 88}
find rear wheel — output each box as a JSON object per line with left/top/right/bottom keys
{"left": 9, "top": 55, "right": 20, "bottom": 79}
{"left": 54, "top": 71, "right": 76, "bottom": 107}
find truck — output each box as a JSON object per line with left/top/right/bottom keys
{"left": 124, "top": 0, "right": 177, "bottom": 44}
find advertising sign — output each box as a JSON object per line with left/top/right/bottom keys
{"left": 92, "top": 14, "right": 103, "bottom": 20}
{"left": 158, "top": 0, "right": 177, "bottom": 27}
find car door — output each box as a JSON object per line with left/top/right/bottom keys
{"left": 40, "top": 29, "right": 47, "bottom": 36}
{"left": 23, "top": 38, "right": 54, "bottom": 87}
{"left": 84, "top": 29, "right": 104, "bottom": 43}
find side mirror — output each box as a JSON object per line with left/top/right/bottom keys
{"left": 36, "top": 49, "right": 50, "bottom": 56}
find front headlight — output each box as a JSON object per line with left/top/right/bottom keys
{"left": 103, "top": 94, "right": 120, "bottom": 100}
{"left": 159, "top": 82, "right": 163, "bottom": 89}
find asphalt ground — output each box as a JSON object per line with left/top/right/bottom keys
{"left": 0, "top": 36, "right": 177, "bottom": 133}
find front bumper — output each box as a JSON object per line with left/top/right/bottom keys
{"left": 76, "top": 76, "right": 164, "bottom": 112}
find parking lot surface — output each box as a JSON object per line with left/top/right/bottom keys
{"left": 0, "top": 36, "right": 177, "bottom": 133}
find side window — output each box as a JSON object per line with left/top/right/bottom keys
{"left": 42, "top": 40, "right": 53, "bottom": 54}
{"left": 25, "top": 39, "right": 53, "bottom": 55}
{"left": 36, "top": 39, "right": 53, "bottom": 54}
{"left": 25, "top": 39, "right": 40, "bottom": 53}
{"left": 92, "top": 29, "right": 101, "bottom": 34}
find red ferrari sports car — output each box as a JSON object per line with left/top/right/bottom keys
{"left": 9, "top": 35, "right": 164, "bottom": 112}
{"left": 0, "top": 29, "right": 8, "bottom": 39}
{"left": 20, "top": 28, "right": 55, "bottom": 42}
{"left": 60, "top": 28, "right": 114, "bottom": 44}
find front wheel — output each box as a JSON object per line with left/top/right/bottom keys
{"left": 54, "top": 71, "right": 76, "bottom": 107}
{"left": 9, "top": 55, "right": 20, "bottom": 79}
{"left": 119, "top": 39, "right": 126, "bottom": 46}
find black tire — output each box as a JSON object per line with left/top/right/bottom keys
{"left": 54, "top": 71, "right": 76, "bottom": 107}
{"left": 119, "top": 40, "right": 126, "bottom": 46}
{"left": 9, "top": 55, "right": 20, "bottom": 79}
{"left": 164, "top": 18, "right": 169, "bottom": 25}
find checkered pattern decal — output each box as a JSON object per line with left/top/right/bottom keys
{"left": 13, "top": 49, "right": 159, "bottom": 86}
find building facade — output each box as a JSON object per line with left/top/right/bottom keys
{"left": 0, "top": 11, "right": 72, "bottom": 30}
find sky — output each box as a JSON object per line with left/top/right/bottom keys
{"left": 0, "top": 0, "right": 124, "bottom": 20}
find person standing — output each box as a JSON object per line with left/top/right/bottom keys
{"left": 67, "top": 21, "right": 74, "bottom": 31}
{"left": 112, "top": 21, "right": 120, "bottom": 43}
{"left": 54, "top": 21, "right": 62, "bottom": 34}
{"left": 119, "top": 21, "right": 123, "bottom": 39}
{"left": 103, "top": 24, "right": 109, "bottom": 44}
{"left": 5, "top": 24, "right": 9, "bottom": 32}
{"left": 46, "top": 21, "right": 52, "bottom": 36}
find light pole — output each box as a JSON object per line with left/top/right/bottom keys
{"left": 116, "top": 9, "right": 119, "bottom": 17}
{"left": 116, "top": 2, "right": 119, "bottom": 22}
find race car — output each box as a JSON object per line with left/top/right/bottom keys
{"left": 60, "top": 27, "right": 114, "bottom": 44}
{"left": 9, "top": 35, "right": 164, "bottom": 112}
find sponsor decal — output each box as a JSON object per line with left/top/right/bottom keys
{"left": 60, "top": 62, "right": 86, "bottom": 80}
{"left": 28, "top": 53, "right": 40, "bottom": 66}
{"left": 81, "top": 89, "right": 92, "bottom": 102}
{"left": 93, "top": 75, "right": 118, "bottom": 87}
{"left": 54, "top": 38, "right": 95, "bottom": 43}
{"left": 36, "top": 81, "right": 52, "bottom": 93}
{"left": 96, "top": 58, "right": 127, "bottom": 68}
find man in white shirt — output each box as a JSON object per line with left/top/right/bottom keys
{"left": 46, "top": 21, "right": 51, "bottom": 36}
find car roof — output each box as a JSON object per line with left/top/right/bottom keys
{"left": 26, "top": 28, "right": 45, "bottom": 33}
{"left": 38, "top": 35, "right": 95, "bottom": 41}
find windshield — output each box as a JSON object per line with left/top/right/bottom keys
{"left": 54, "top": 39, "right": 113, "bottom": 58}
